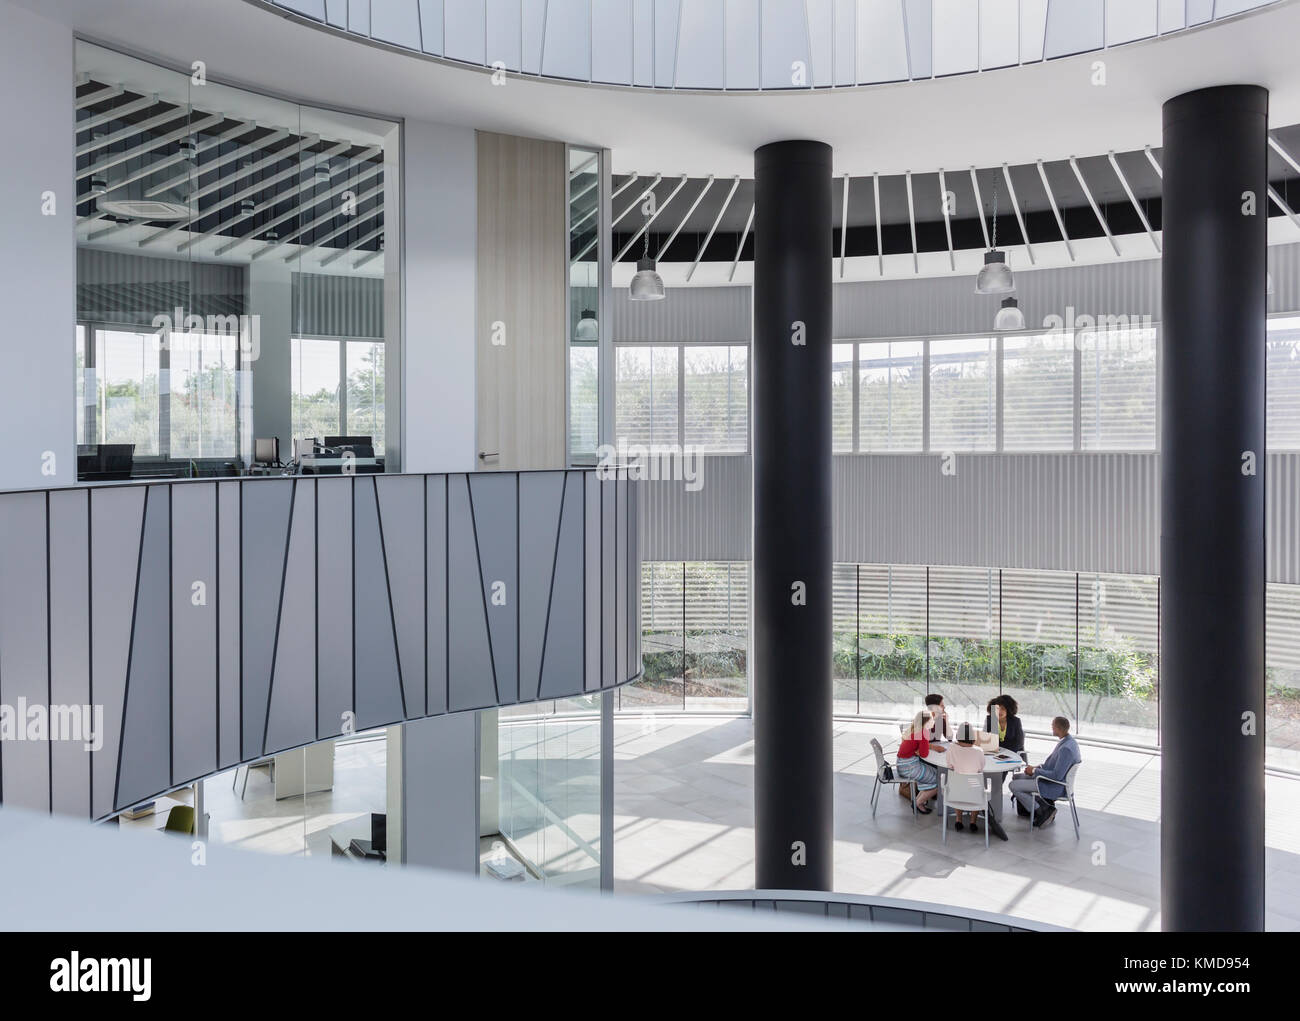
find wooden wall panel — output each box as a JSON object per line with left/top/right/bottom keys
{"left": 476, "top": 131, "right": 567, "bottom": 471}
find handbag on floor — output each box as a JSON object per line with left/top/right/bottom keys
{"left": 898, "top": 782, "right": 913, "bottom": 799}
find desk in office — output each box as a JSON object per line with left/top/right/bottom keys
{"left": 298, "top": 456, "right": 384, "bottom": 475}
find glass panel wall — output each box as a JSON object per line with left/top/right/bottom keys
{"left": 825, "top": 318, "right": 1300, "bottom": 453}
{"left": 621, "top": 562, "right": 747, "bottom": 712}
{"left": 497, "top": 695, "right": 602, "bottom": 888}
{"left": 75, "top": 40, "right": 399, "bottom": 478}
{"left": 628, "top": 564, "right": 1300, "bottom": 758}
{"left": 568, "top": 147, "right": 601, "bottom": 465}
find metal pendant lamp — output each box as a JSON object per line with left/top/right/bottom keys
{"left": 628, "top": 200, "right": 665, "bottom": 301}
{"left": 975, "top": 177, "right": 1015, "bottom": 295}
{"left": 993, "top": 295, "right": 1026, "bottom": 331}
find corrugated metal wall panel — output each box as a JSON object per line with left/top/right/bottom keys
{"left": 645, "top": 451, "right": 1300, "bottom": 582}
{"left": 637, "top": 454, "right": 750, "bottom": 560}
{"left": 833, "top": 258, "right": 1163, "bottom": 340}
{"left": 612, "top": 285, "right": 751, "bottom": 343}
{"left": 614, "top": 243, "right": 1300, "bottom": 346}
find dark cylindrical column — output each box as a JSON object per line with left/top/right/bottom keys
{"left": 752, "top": 140, "right": 833, "bottom": 891}
{"left": 1161, "top": 85, "right": 1268, "bottom": 932}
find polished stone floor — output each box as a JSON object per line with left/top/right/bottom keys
{"left": 611, "top": 716, "right": 1300, "bottom": 932}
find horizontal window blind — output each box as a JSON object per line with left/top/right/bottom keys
{"left": 859, "top": 340, "right": 923, "bottom": 451}
{"left": 929, "top": 337, "right": 995, "bottom": 451}
{"left": 1003, "top": 333, "right": 1074, "bottom": 451}
{"left": 1268, "top": 316, "right": 1300, "bottom": 451}
{"left": 683, "top": 346, "right": 748, "bottom": 452}
{"left": 832, "top": 343, "right": 854, "bottom": 452}
{"left": 615, "top": 345, "right": 679, "bottom": 447}
{"left": 1080, "top": 327, "right": 1157, "bottom": 450}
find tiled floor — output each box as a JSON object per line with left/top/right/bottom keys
{"left": 612, "top": 716, "right": 1300, "bottom": 932}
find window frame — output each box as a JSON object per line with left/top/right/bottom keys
{"left": 76, "top": 317, "right": 247, "bottom": 463}
{"left": 613, "top": 338, "right": 751, "bottom": 454}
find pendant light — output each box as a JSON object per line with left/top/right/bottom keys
{"left": 628, "top": 199, "right": 665, "bottom": 301}
{"left": 575, "top": 309, "right": 599, "bottom": 341}
{"left": 975, "top": 175, "right": 1015, "bottom": 295}
{"left": 993, "top": 296, "right": 1025, "bottom": 331}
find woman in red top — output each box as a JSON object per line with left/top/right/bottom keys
{"left": 895, "top": 710, "right": 940, "bottom": 813}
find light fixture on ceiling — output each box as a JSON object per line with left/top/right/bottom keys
{"left": 993, "top": 295, "right": 1025, "bottom": 332}
{"left": 628, "top": 195, "right": 665, "bottom": 301}
{"left": 315, "top": 160, "right": 331, "bottom": 183}
{"left": 575, "top": 308, "right": 598, "bottom": 341}
{"left": 178, "top": 138, "right": 197, "bottom": 162}
{"left": 975, "top": 175, "right": 1015, "bottom": 295}
{"left": 97, "top": 153, "right": 194, "bottom": 221}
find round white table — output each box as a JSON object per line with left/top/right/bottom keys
{"left": 921, "top": 744, "right": 1024, "bottom": 821}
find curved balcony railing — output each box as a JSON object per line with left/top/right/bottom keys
{"left": 659, "top": 889, "right": 1068, "bottom": 931}
{"left": 254, "top": 0, "right": 1279, "bottom": 93}
{"left": 0, "top": 469, "right": 640, "bottom": 819}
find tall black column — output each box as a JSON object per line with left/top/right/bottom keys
{"left": 752, "top": 140, "right": 833, "bottom": 891}
{"left": 1161, "top": 85, "right": 1267, "bottom": 932}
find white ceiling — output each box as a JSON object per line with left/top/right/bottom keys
{"left": 21, "top": 0, "right": 1300, "bottom": 178}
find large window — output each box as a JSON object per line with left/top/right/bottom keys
{"left": 928, "top": 336, "right": 996, "bottom": 451}
{"left": 623, "top": 562, "right": 748, "bottom": 712}
{"left": 1003, "top": 332, "right": 1074, "bottom": 450}
{"left": 858, "top": 340, "right": 923, "bottom": 451}
{"left": 76, "top": 326, "right": 162, "bottom": 456}
{"left": 290, "top": 337, "right": 385, "bottom": 454}
{"left": 1268, "top": 316, "right": 1300, "bottom": 450}
{"left": 683, "top": 346, "right": 748, "bottom": 451}
{"left": 1081, "top": 325, "right": 1158, "bottom": 450}
{"left": 615, "top": 343, "right": 749, "bottom": 452}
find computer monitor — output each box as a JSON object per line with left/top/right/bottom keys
{"left": 324, "top": 435, "right": 372, "bottom": 449}
{"left": 253, "top": 437, "right": 279, "bottom": 465}
{"left": 77, "top": 443, "right": 134, "bottom": 481}
{"left": 370, "top": 812, "right": 386, "bottom": 854}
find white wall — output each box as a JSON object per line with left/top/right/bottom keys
{"left": 401, "top": 119, "right": 476, "bottom": 473}
{"left": 0, "top": 1, "right": 74, "bottom": 490}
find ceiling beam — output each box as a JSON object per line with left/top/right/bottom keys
{"left": 1001, "top": 163, "right": 1036, "bottom": 265}
{"left": 686, "top": 174, "right": 739, "bottom": 281}
{"left": 656, "top": 175, "right": 715, "bottom": 262}
{"left": 615, "top": 174, "right": 688, "bottom": 262}
{"left": 839, "top": 173, "right": 850, "bottom": 278}
{"left": 904, "top": 170, "right": 919, "bottom": 274}
{"left": 728, "top": 204, "right": 754, "bottom": 283}
{"left": 1069, "top": 155, "right": 1120, "bottom": 256}
{"left": 1036, "top": 159, "right": 1075, "bottom": 261}
{"left": 970, "top": 166, "right": 991, "bottom": 250}
{"left": 1108, "top": 150, "right": 1160, "bottom": 253}
{"left": 938, "top": 169, "right": 954, "bottom": 271}
{"left": 873, "top": 172, "right": 883, "bottom": 276}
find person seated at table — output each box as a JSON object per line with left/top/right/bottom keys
{"left": 924, "top": 692, "right": 952, "bottom": 741}
{"left": 946, "top": 721, "right": 987, "bottom": 832}
{"left": 895, "top": 711, "right": 940, "bottom": 814}
{"left": 1008, "top": 716, "right": 1081, "bottom": 827}
{"left": 984, "top": 694, "right": 1025, "bottom": 757}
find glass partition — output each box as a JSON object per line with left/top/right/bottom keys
{"left": 568, "top": 146, "right": 601, "bottom": 465}
{"left": 75, "top": 40, "right": 399, "bottom": 479}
